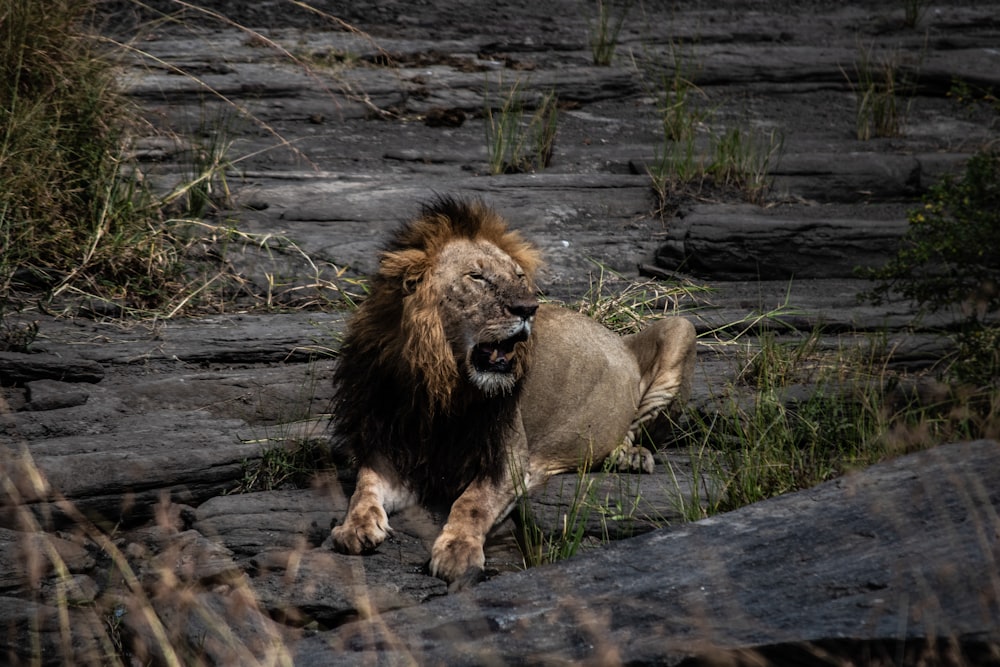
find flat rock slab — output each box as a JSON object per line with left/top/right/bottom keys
{"left": 294, "top": 440, "right": 1000, "bottom": 665}
{"left": 1, "top": 405, "right": 262, "bottom": 529}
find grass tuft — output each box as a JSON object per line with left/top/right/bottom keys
{"left": 484, "top": 77, "right": 558, "bottom": 175}
{"left": 0, "top": 0, "right": 182, "bottom": 310}
{"left": 642, "top": 42, "right": 782, "bottom": 210}
{"left": 589, "top": 0, "right": 633, "bottom": 66}
{"left": 848, "top": 44, "right": 911, "bottom": 141}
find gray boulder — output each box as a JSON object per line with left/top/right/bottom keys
{"left": 294, "top": 440, "right": 1000, "bottom": 665}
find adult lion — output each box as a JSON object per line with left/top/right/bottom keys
{"left": 331, "top": 197, "right": 696, "bottom": 588}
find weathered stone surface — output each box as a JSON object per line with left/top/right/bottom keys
{"left": 195, "top": 489, "right": 452, "bottom": 621}
{"left": 0, "top": 528, "right": 94, "bottom": 595}
{"left": 23, "top": 379, "right": 91, "bottom": 412}
{"left": 656, "top": 204, "right": 910, "bottom": 280}
{"left": 772, "top": 152, "right": 969, "bottom": 203}
{"left": 0, "top": 351, "right": 104, "bottom": 385}
{"left": 294, "top": 440, "right": 1000, "bottom": 665}
{"left": 249, "top": 545, "right": 448, "bottom": 628}
{"left": 1, "top": 410, "right": 263, "bottom": 529}
{"left": 194, "top": 489, "right": 342, "bottom": 557}
{"left": 0, "top": 598, "right": 108, "bottom": 667}
{"left": 120, "top": 584, "right": 293, "bottom": 667}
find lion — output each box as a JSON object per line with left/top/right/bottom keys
{"left": 331, "top": 196, "right": 696, "bottom": 589}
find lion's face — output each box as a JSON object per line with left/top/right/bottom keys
{"left": 363, "top": 198, "right": 543, "bottom": 408}
{"left": 430, "top": 238, "right": 538, "bottom": 396}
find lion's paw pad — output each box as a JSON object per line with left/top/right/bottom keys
{"left": 429, "top": 532, "right": 486, "bottom": 584}
{"left": 331, "top": 506, "right": 392, "bottom": 554}
{"left": 610, "top": 445, "right": 655, "bottom": 474}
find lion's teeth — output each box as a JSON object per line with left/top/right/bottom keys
{"left": 489, "top": 348, "right": 499, "bottom": 363}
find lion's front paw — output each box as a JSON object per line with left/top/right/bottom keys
{"left": 429, "top": 527, "right": 486, "bottom": 588}
{"left": 610, "top": 444, "right": 655, "bottom": 474}
{"left": 331, "top": 504, "right": 392, "bottom": 554}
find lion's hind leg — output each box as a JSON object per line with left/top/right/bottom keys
{"left": 615, "top": 316, "right": 697, "bottom": 471}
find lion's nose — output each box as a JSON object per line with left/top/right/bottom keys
{"left": 507, "top": 300, "right": 538, "bottom": 320}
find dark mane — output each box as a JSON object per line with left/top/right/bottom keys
{"left": 331, "top": 197, "right": 538, "bottom": 502}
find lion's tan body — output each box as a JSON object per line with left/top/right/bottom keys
{"left": 521, "top": 305, "right": 665, "bottom": 476}
{"left": 331, "top": 198, "right": 696, "bottom": 588}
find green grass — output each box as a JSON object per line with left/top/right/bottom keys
{"left": 708, "top": 126, "right": 784, "bottom": 206}
{"left": 673, "top": 327, "right": 1000, "bottom": 517}
{"left": 515, "top": 462, "right": 597, "bottom": 568}
{"left": 589, "top": 0, "right": 632, "bottom": 66}
{"left": 235, "top": 436, "right": 336, "bottom": 493}
{"left": 849, "top": 44, "right": 909, "bottom": 140}
{"left": 901, "top": 0, "right": 929, "bottom": 28}
{"left": 484, "top": 77, "right": 559, "bottom": 174}
{"left": 643, "top": 43, "right": 782, "bottom": 209}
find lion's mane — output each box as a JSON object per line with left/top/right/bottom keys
{"left": 331, "top": 197, "right": 542, "bottom": 502}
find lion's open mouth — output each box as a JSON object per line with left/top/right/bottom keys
{"left": 471, "top": 330, "right": 528, "bottom": 374}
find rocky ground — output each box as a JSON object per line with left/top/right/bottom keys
{"left": 2, "top": 0, "right": 999, "bottom": 664}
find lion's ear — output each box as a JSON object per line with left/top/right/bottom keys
{"left": 503, "top": 235, "right": 543, "bottom": 285}
{"left": 380, "top": 248, "right": 431, "bottom": 293}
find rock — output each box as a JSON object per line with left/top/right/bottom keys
{"left": 194, "top": 489, "right": 343, "bottom": 557}
{"left": 0, "top": 598, "right": 108, "bottom": 666}
{"left": 770, "top": 152, "right": 969, "bottom": 203}
{"left": 249, "top": 546, "right": 447, "bottom": 628}
{"left": 0, "top": 525, "right": 101, "bottom": 663}
{"left": 120, "top": 584, "right": 293, "bottom": 666}
{"left": 24, "top": 379, "right": 91, "bottom": 411}
{"left": 656, "top": 204, "right": 910, "bottom": 280}
{"left": 5, "top": 313, "right": 344, "bottom": 368}
{"left": 2, "top": 383, "right": 129, "bottom": 440}
{"left": 137, "top": 528, "right": 243, "bottom": 587}
{"left": 195, "top": 489, "right": 451, "bottom": 622}
{"left": 0, "top": 528, "right": 94, "bottom": 595}
{"left": 0, "top": 352, "right": 104, "bottom": 385}
{"left": 0, "top": 410, "right": 264, "bottom": 530}
{"left": 116, "top": 362, "right": 338, "bottom": 424}
{"left": 293, "top": 440, "right": 1000, "bottom": 665}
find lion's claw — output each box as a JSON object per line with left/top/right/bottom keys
{"left": 610, "top": 444, "right": 655, "bottom": 474}
{"left": 429, "top": 529, "right": 486, "bottom": 585}
{"left": 331, "top": 505, "right": 392, "bottom": 554}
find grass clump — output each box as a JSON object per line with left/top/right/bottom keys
{"left": 0, "top": 0, "right": 181, "bottom": 310}
{"left": 516, "top": 463, "right": 597, "bottom": 568}
{"left": 484, "top": 78, "right": 558, "bottom": 174}
{"left": 678, "top": 334, "right": 882, "bottom": 514}
{"left": 849, "top": 45, "right": 909, "bottom": 140}
{"left": 708, "top": 126, "right": 784, "bottom": 206}
{"left": 236, "top": 437, "right": 336, "bottom": 493}
{"left": 901, "top": 0, "right": 929, "bottom": 28}
{"left": 589, "top": 0, "right": 632, "bottom": 66}
{"left": 643, "top": 43, "right": 783, "bottom": 210}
